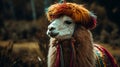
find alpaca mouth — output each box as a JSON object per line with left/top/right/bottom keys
{"left": 48, "top": 32, "right": 59, "bottom": 37}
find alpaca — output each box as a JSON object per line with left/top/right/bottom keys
{"left": 46, "top": 2, "right": 118, "bottom": 67}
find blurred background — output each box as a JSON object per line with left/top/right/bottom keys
{"left": 0, "top": 0, "right": 120, "bottom": 67}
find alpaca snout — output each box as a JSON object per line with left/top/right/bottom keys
{"left": 47, "top": 31, "right": 59, "bottom": 37}
{"left": 48, "top": 27, "right": 55, "bottom": 31}
{"left": 47, "top": 25, "right": 59, "bottom": 37}
{"left": 48, "top": 25, "right": 56, "bottom": 31}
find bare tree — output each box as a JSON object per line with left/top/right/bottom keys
{"left": 30, "top": 0, "right": 36, "bottom": 23}
{"left": 8, "top": 0, "right": 16, "bottom": 20}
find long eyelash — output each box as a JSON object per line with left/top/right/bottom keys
{"left": 64, "top": 21, "right": 72, "bottom": 24}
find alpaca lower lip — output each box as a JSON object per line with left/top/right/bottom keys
{"left": 49, "top": 32, "right": 59, "bottom": 37}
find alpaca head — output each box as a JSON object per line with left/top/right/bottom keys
{"left": 47, "top": 15, "right": 75, "bottom": 40}
{"left": 46, "top": 2, "right": 97, "bottom": 40}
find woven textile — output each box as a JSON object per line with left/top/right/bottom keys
{"left": 94, "top": 44, "right": 118, "bottom": 67}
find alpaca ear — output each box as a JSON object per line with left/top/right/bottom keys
{"left": 84, "top": 12, "right": 97, "bottom": 29}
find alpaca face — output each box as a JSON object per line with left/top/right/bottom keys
{"left": 47, "top": 15, "right": 75, "bottom": 40}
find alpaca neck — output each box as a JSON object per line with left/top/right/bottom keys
{"left": 58, "top": 38, "right": 95, "bottom": 67}
{"left": 59, "top": 39, "right": 75, "bottom": 67}
{"left": 75, "top": 39, "right": 95, "bottom": 67}
{"left": 48, "top": 31, "right": 95, "bottom": 67}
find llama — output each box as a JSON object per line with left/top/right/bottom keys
{"left": 46, "top": 2, "right": 118, "bottom": 67}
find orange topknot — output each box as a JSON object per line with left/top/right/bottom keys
{"left": 46, "top": 3, "right": 90, "bottom": 22}
{"left": 46, "top": 2, "right": 97, "bottom": 29}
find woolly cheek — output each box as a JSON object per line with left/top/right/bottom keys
{"left": 56, "top": 24, "right": 75, "bottom": 40}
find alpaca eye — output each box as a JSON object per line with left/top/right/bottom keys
{"left": 64, "top": 21, "right": 72, "bottom": 24}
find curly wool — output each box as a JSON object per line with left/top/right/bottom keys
{"left": 46, "top": 2, "right": 96, "bottom": 29}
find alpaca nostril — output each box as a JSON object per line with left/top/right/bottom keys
{"left": 49, "top": 27, "right": 55, "bottom": 31}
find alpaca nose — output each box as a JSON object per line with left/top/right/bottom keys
{"left": 49, "top": 27, "right": 55, "bottom": 31}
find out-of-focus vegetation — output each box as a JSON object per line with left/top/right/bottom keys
{"left": 0, "top": 0, "right": 120, "bottom": 66}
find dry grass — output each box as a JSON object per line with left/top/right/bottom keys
{"left": 0, "top": 41, "right": 47, "bottom": 67}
